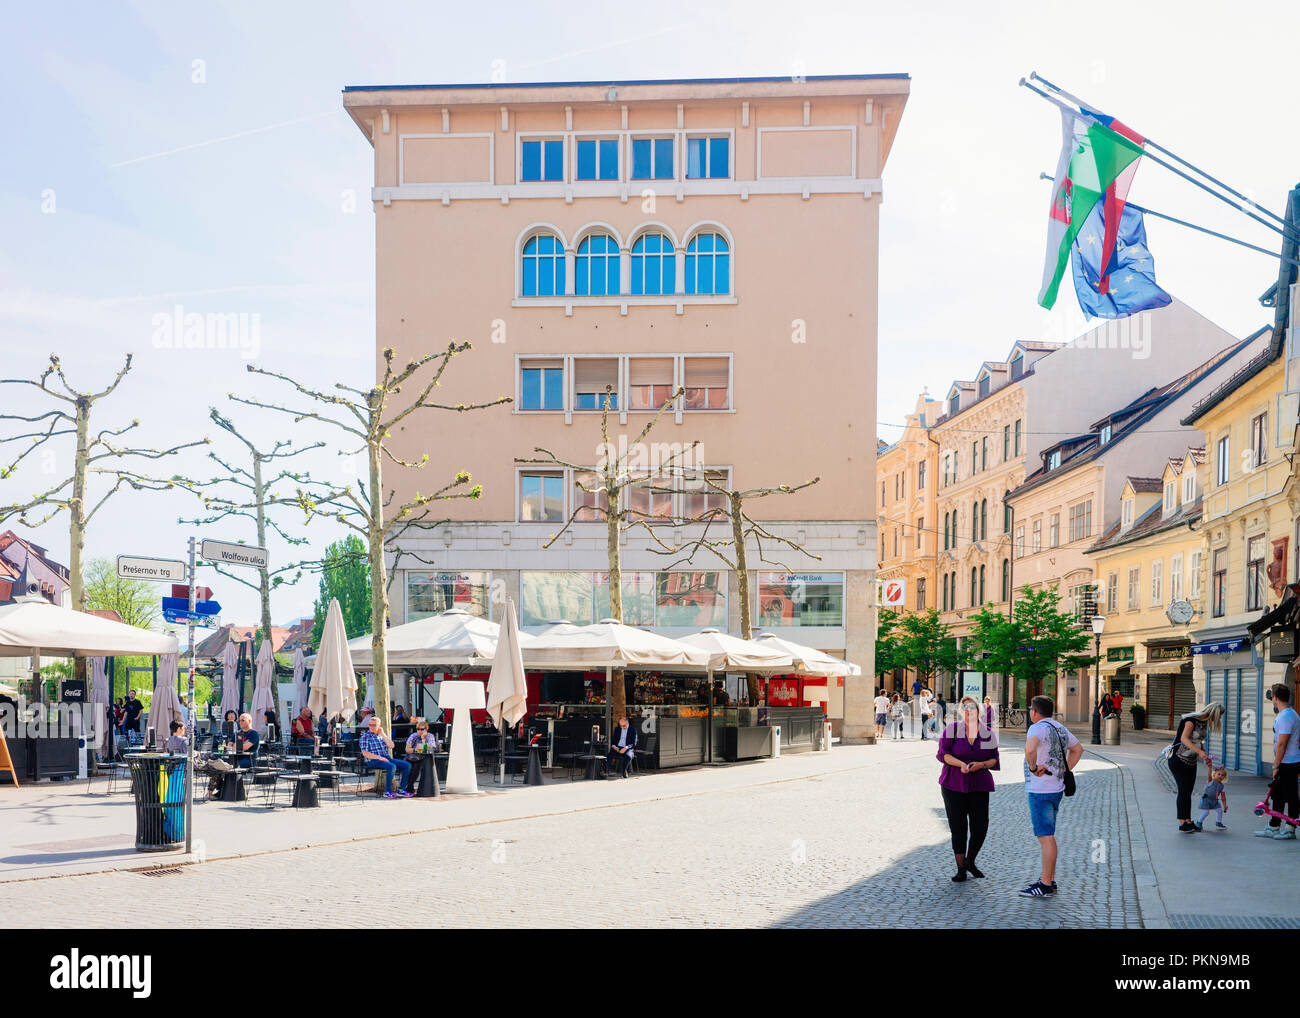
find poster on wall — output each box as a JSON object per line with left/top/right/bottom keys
{"left": 960, "top": 671, "right": 985, "bottom": 701}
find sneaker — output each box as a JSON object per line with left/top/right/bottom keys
{"left": 395, "top": 790, "right": 414, "bottom": 798}
{"left": 382, "top": 791, "right": 399, "bottom": 799}
{"left": 1274, "top": 826, "right": 1296, "bottom": 840}
{"left": 1256, "top": 826, "right": 1280, "bottom": 837}
{"left": 1180, "top": 821, "right": 1199, "bottom": 833}
{"left": 1018, "top": 881, "right": 1056, "bottom": 898}
{"left": 1194, "top": 821, "right": 1204, "bottom": 831}
{"left": 1215, "top": 823, "right": 1228, "bottom": 830}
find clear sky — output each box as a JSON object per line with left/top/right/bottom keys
{"left": 2, "top": 0, "right": 1297, "bottom": 629}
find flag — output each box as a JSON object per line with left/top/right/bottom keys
{"left": 1038, "top": 109, "right": 1147, "bottom": 309}
{"left": 1082, "top": 110, "right": 1146, "bottom": 294}
{"left": 1071, "top": 201, "right": 1171, "bottom": 318}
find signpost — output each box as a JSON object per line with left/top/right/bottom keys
{"left": 199, "top": 540, "right": 267, "bottom": 570}
{"left": 116, "top": 555, "right": 187, "bottom": 583}
{"left": 172, "top": 585, "right": 213, "bottom": 602}
{"left": 161, "top": 596, "right": 221, "bottom": 616}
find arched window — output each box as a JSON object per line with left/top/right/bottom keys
{"left": 970, "top": 567, "right": 977, "bottom": 607}
{"left": 943, "top": 512, "right": 950, "bottom": 550}
{"left": 575, "top": 234, "right": 619, "bottom": 296}
{"left": 942, "top": 573, "right": 949, "bottom": 611}
{"left": 980, "top": 499, "right": 988, "bottom": 541}
{"left": 952, "top": 572, "right": 958, "bottom": 608}
{"left": 979, "top": 564, "right": 986, "bottom": 605}
{"left": 1001, "top": 558, "right": 1010, "bottom": 601}
{"left": 522, "top": 233, "right": 565, "bottom": 296}
{"left": 1003, "top": 491, "right": 1012, "bottom": 534}
{"left": 684, "top": 231, "right": 730, "bottom": 295}
{"left": 631, "top": 233, "right": 675, "bottom": 295}
{"left": 972, "top": 501, "right": 980, "bottom": 541}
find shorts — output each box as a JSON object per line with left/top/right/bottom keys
{"left": 1028, "top": 791, "right": 1064, "bottom": 837}
{"left": 875, "top": 713, "right": 887, "bottom": 725}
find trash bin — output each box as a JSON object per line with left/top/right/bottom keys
{"left": 1102, "top": 715, "right": 1120, "bottom": 746}
{"left": 127, "top": 753, "right": 187, "bottom": 852}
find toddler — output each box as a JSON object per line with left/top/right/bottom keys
{"left": 1195, "top": 765, "right": 1229, "bottom": 831}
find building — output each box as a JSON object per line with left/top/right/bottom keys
{"left": 0, "top": 530, "right": 71, "bottom": 684}
{"left": 342, "top": 74, "right": 911, "bottom": 740}
{"left": 1007, "top": 333, "right": 1262, "bottom": 720}
{"left": 875, "top": 392, "right": 941, "bottom": 689}
{"left": 1085, "top": 449, "right": 1207, "bottom": 731}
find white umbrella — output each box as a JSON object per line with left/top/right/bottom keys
{"left": 250, "top": 639, "right": 275, "bottom": 734}
{"left": 150, "top": 651, "right": 183, "bottom": 744}
{"left": 292, "top": 646, "right": 308, "bottom": 709}
{"left": 308, "top": 599, "right": 357, "bottom": 725}
{"left": 338, "top": 607, "right": 531, "bottom": 669}
{"left": 522, "top": 618, "right": 711, "bottom": 670}
{"left": 676, "top": 629, "right": 795, "bottom": 673}
{"left": 219, "top": 639, "right": 241, "bottom": 719}
{"left": 751, "top": 632, "right": 853, "bottom": 677}
{"left": 485, "top": 599, "right": 528, "bottom": 784}
{"left": 89, "top": 656, "right": 110, "bottom": 752}
{"left": 0, "top": 601, "right": 177, "bottom": 658}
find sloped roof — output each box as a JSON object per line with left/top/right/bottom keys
{"left": 1125, "top": 477, "right": 1164, "bottom": 494}
{"left": 1090, "top": 495, "right": 1203, "bottom": 554}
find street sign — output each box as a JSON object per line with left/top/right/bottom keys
{"left": 200, "top": 539, "right": 267, "bottom": 570}
{"left": 172, "top": 584, "right": 213, "bottom": 601}
{"left": 116, "top": 555, "right": 187, "bottom": 583}
{"left": 161, "top": 596, "right": 221, "bottom": 616}
{"left": 163, "top": 608, "right": 220, "bottom": 628}
{"left": 880, "top": 579, "right": 906, "bottom": 607}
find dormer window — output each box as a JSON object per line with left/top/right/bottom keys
{"left": 1164, "top": 481, "right": 1176, "bottom": 513}
{"left": 978, "top": 375, "right": 990, "bottom": 398}
{"left": 1122, "top": 497, "right": 1133, "bottom": 527}
{"left": 1048, "top": 450, "right": 1061, "bottom": 470}
{"left": 949, "top": 393, "right": 960, "bottom": 416}
{"left": 1010, "top": 353, "right": 1024, "bottom": 380}
{"left": 1183, "top": 472, "right": 1195, "bottom": 504}
{"left": 1099, "top": 423, "right": 1111, "bottom": 446}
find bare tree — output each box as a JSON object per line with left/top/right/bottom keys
{"left": 228, "top": 342, "right": 508, "bottom": 727}
{"left": 179, "top": 407, "right": 324, "bottom": 718}
{"left": 643, "top": 470, "right": 821, "bottom": 704}
{"left": 516, "top": 386, "right": 696, "bottom": 722}
{"left": 0, "top": 354, "right": 205, "bottom": 613}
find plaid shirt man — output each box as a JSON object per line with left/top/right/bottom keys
{"left": 360, "top": 729, "right": 391, "bottom": 760}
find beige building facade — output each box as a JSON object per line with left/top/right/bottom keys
{"left": 343, "top": 74, "right": 910, "bottom": 740}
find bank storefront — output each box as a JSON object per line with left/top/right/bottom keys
{"left": 1194, "top": 627, "right": 1261, "bottom": 775}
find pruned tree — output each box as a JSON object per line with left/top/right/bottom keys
{"left": 84, "top": 557, "right": 160, "bottom": 630}
{"left": 0, "top": 354, "right": 205, "bottom": 613}
{"left": 516, "top": 385, "right": 696, "bottom": 723}
{"left": 642, "top": 469, "right": 821, "bottom": 704}
{"left": 227, "top": 342, "right": 508, "bottom": 728}
{"left": 178, "top": 407, "right": 324, "bottom": 719}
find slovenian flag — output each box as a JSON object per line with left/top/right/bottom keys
{"left": 1038, "top": 109, "right": 1147, "bottom": 309}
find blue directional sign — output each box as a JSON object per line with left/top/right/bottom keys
{"left": 162, "top": 608, "right": 220, "bottom": 628}
{"left": 161, "top": 596, "right": 221, "bottom": 616}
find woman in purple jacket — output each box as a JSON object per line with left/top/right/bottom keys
{"left": 938, "top": 696, "right": 1001, "bottom": 882}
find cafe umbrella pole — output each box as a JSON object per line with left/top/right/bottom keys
{"left": 184, "top": 536, "right": 196, "bottom": 857}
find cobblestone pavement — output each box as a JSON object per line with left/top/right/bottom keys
{"left": 0, "top": 741, "right": 1140, "bottom": 928}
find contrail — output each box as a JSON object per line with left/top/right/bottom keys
{"left": 110, "top": 110, "right": 340, "bottom": 168}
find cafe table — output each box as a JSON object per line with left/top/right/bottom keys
{"left": 410, "top": 752, "right": 441, "bottom": 798}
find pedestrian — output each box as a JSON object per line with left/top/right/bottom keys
{"left": 1099, "top": 691, "right": 1115, "bottom": 718}
{"left": 937, "top": 696, "right": 1000, "bottom": 882}
{"left": 1167, "top": 702, "right": 1224, "bottom": 834}
{"left": 935, "top": 690, "right": 947, "bottom": 727}
{"left": 890, "top": 694, "right": 906, "bottom": 740}
{"left": 983, "top": 696, "right": 995, "bottom": 728}
{"left": 920, "top": 689, "right": 935, "bottom": 740}
{"left": 123, "top": 689, "right": 143, "bottom": 737}
{"left": 1020, "top": 695, "right": 1083, "bottom": 898}
{"left": 873, "top": 688, "right": 890, "bottom": 740}
{"left": 1257, "top": 685, "right": 1299, "bottom": 840}
{"left": 1195, "top": 764, "right": 1228, "bottom": 831}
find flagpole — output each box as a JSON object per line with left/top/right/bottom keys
{"left": 1028, "top": 71, "right": 1289, "bottom": 228}
{"left": 1020, "top": 78, "right": 1291, "bottom": 240}
{"left": 1039, "top": 173, "right": 1300, "bottom": 269}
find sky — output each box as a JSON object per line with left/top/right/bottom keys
{"left": 2, "top": 0, "right": 1298, "bottom": 630}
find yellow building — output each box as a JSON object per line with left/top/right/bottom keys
{"left": 1086, "top": 450, "right": 1206, "bottom": 732}
{"left": 876, "top": 392, "right": 941, "bottom": 691}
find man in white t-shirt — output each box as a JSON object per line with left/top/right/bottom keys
{"left": 1019, "top": 695, "right": 1083, "bottom": 899}
{"left": 919, "top": 690, "right": 935, "bottom": 740}
{"left": 1266, "top": 685, "right": 1300, "bottom": 839}
{"left": 873, "top": 690, "right": 891, "bottom": 740}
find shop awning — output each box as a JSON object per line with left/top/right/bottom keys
{"left": 1192, "top": 637, "right": 1249, "bottom": 656}
{"left": 1132, "top": 659, "right": 1190, "bottom": 674}
{"left": 1247, "top": 595, "right": 1297, "bottom": 643}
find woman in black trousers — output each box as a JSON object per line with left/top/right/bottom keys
{"left": 1168, "top": 703, "right": 1223, "bottom": 833}
{"left": 937, "top": 697, "right": 1001, "bottom": 881}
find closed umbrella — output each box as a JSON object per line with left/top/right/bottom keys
{"left": 292, "top": 646, "right": 308, "bottom": 710}
{"left": 150, "top": 651, "right": 183, "bottom": 745}
{"left": 219, "top": 639, "right": 241, "bottom": 720}
{"left": 308, "top": 599, "right": 357, "bottom": 729}
{"left": 250, "top": 639, "right": 275, "bottom": 734}
{"left": 485, "top": 599, "right": 528, "bottom": 784}
{"left": 89, "top": 656, "right": 110, "bottom": 752}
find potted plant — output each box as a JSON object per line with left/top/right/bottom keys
{"left": 1130, "top": 703, "right": 1146, "bottom": 731}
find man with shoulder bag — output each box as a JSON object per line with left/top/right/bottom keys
{"left": 1019, "top": 695, "right": 1083, "bottom": 898}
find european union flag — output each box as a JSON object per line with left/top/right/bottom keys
{"left": 1071, "top": 201, "right": 1171, "bottom": 319}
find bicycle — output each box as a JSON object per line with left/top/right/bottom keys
{"left": 1002, "top": 707, "right": 1027, "bottom": 728}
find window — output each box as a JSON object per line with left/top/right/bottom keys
{"left": 575, "top": 234, "right": 620, "bottom": 296}
{"left": 678, "top": 469, "right": 729, "bottom": 520}
{"left": 520, "top": 360, "right": 563, "bottom": 411}
{"left": 1127, "top": 567, "right": 1141, "bottom": 611}
{"left": 1183, "top": 471, "right": 1195, "bottom": 504}
{"left": 980, "top": 499, "right": 987, "bottom": 541}
{"left": 972, "top": 501, "right": 981, "bottom": 541}
{"left": 1048, "top": 449, "right": 1061, "bottom": 470}
{"left": 596, "top": 571, "right": 657, "bottom": 626}
{"left": 520, "top": 472, "right": 563, "bottom": 521}
{"left": 982, "top": 437, "right": 989, "bottom": 471}
{"left": 949, "top": 393, "right": 960, "bottom": 416}
{"left": 916, "top": 517, "right": 924, "bottom": 549}
{"left": 1170, "top": 553, "right": 1183, "bottom": 602}
{"left": 1247, "top": 535, "right": 1267, "bottom": 611}
{"left": 1010, "top": 352, "right": 1024, "bottom": 380}
{"left": 573, "top": 358, "right": 618, "bottom": 410}
{"left": 1003, "top": 424, "right": 1010, "bottom": 462}
{"left": 917, "top": 577, "right": 927, "bottom": 611}
{"left": 970, "top": 567, "right": 978, "bottom": 607}
{"left": 951, "top": 572, "right": 958, "bottom": 608}
{"left": 631, "top": 137, "right": 674, "bottom": 180}
{"left": 942, "top": 573, "right": 950, "bottom": 611}
{"left": 1106, "top": 571, "right": 1118, "bottom": 613}
{"left": 408, "top": 570, "right": 491, "bottom": 620}
{"left": 1031, "top": 519, "right": 1041, "bottom": 553}
{"left": 1190, "top": 550, "right": 1202, "bottom": 600}
{"left": 683, "top": 357, "right": 729, "bottom": 409}
{"left": 881, "top": 481, "right": 886, "bottom": 506}
{"left": 1212, "top": 548, "right": 1227, "bottom": 617}
{"left": 1003, "top": 493, "right": 1012, "bottom": 534}
{"left": 520, "top": 571, "right": 596, "bottom": 627}
{"left": 686, "top": 136, "right": 729, "bottom": 179}
{"left": 1216, "top": 435, "right": 1229, "bottom": 485}
{"left": 1001, "top": 559, "right": 1010, "bottom": 601}
{"left": 521, "top": 233, "right": 565, "bottom": 296}
{"left": 1015, "top": 524, "right": 1025, "bottom": 558}
{"left": 630, "top": 233, "right": 675, "bottom": 295}
{"left": 1014, "top": 419, "right": 1023, "bottom": 456}
{"left": 979, "top": 564, "right": 986, "bottom": 605}
{"left": 978, "top": 374, "right": 990, "bottom": 398}
{"left": 626, "top": 473, "right": 674, "bottom": 520}
{"left": 1099, "top": 423, "right": 1111, "bottom": 445}
{"left": 684, "top": 232, "right": 730, "bottom": 295}
{"left": 1250, "top": 413, "right": 1268, "bottom": 468}
{"left": 521, "top": 139, "right": 564, "bottom": 182}
{"left": 573, "top": 471, "right": 610, "bottom": 522}
{"left": 917, "top": 461, "right": 927, "bottom": 490}
{"left": 1122, "top": 498, "right": 1133, "bottom": 527}
{"left": 576, "top": 138, "right": 619, "bottom": 181}
{"left": 1164, "top": 481, "right": 1176, "bottom": 513}
{"left": 1150, "top": 560, "right": 1163, "bottom": 606}
{"left": 1068, "top": 500, "right": 1092, "bottom": 542}
{"left": 757, "top": 572, "right": 844, "bottom": 627}
{"left": 626, "top": 357, "right": 673, "bottom": 411}
{"left": 1049, "top": 513, "right": 1060, "bottom": 548}
{"left": 943, "top": 512, "right": 950, "bottom": 550}
{"left": 892, "top": 529, "right": 899, "bottom": 558}
{"left": 971, "top": 441, "right": 978, "bottom": 473}
{"left": 655, "top": 571, "right": 726, "bottom": 627}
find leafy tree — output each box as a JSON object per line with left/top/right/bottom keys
{"left": 968, "top": 586, "right": 1093, "bottom": 707}
{"left": 896, "top": 608, "right": 965, "bottom": 690}
{"left": 874, "top": 608, "right": 905, "bottom": 682}
{"left": 310, "top": 535, "right": 372, "bottom": 649}
{"left": 84, "top": 557, "right": 159, "bottom": 630}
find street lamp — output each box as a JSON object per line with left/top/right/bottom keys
{"left": 1090, "top": 614, "right": 1106, "bottom": 745}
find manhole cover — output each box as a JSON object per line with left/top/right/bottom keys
{"left": 138, "top": 868, "right": 185, "bottom": 878}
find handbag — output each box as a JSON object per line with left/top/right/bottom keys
{"left": 1049, "top": 722, "right": 1076, "bottom": 797}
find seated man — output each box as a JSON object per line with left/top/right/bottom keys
{"left": 291, "top": 707, "right": 318, "bottom": 753}
{"left": 607, "top": 715, "right": 638, "bottom": 777}
{"left": 226, "top": 712, "right": 261, "bottom": 768}
{"left": 360, "top": 714, "right": 413, "bottom": 798}
{"left": 405, "top": 718, "right": 440, "bottom": 759}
